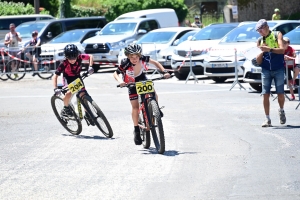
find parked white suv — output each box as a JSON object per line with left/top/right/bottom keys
{"left": 82, "top": 18, "right": 166, "bottom": 67}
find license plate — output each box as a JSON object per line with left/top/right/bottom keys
{"left": 211, "top": 63, "right": 227, "bottom": 67}
{"left": 135, "top": 80, "right": 154, "bottom": 95}
{"left": 68, "top": 78, "right": 84, "bottom": 94}
{"left": 251, "top": 68, "right": 261, "bottom": 73}
{"left": 93, "top": 55, "right": 102, "bottom": 60}
{"left": 183, "top": 62, "right": 195, "bottom": 66}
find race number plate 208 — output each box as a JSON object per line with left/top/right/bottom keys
{"left": 68, "top": 78, "right": 84, "bottom": 94}
{"left": 136, "top": 81, "right": 154, "bottom": 95}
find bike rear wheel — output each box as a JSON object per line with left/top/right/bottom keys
{"left": 139, "top": 114, "right": 151, "bottom": 149}
{"left": 0, "top": 63, "right": 8, "bottom": 81}
{"left": 148, "top": 99, "right": 165, "bottom": 154}
{"left": 37, "top": 59, "right": 54, "bottom": 80}
{"left": 83, "top": 95, "right": 113, "bottom": 138}
{"left": 6, "top": 60, "right": 26, "bottom": 81}
{"left": 51, "top": 95, "right": 82, "bottom": 135}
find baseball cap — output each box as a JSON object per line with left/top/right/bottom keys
{"left": 283, "top": 37, "right": 290, "bottom": 43}
{"left": 194, "top": 15, "right": 200, "bottom": 19}
{"left": 255, "top": 19, "right": 268, "bottom": 31}
{"left": 274, "top": 8, "right": 280, "bottom": 12}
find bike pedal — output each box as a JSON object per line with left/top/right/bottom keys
{"left": 160, "top": 106, "right": 165, "bottom": 110}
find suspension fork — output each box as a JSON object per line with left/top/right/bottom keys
{"left": 141, "top": 93, "right": 156, "bottom": 129}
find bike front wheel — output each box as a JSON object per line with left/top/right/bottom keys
{"left": 83, "top": 95, "right": 113, "bottom": 138}
{"left": 148, "top": 99, "right": 165, "bottom": 154}
{"left": 37, "top": 59, "right": 54, "bottom": 80}
{"left": 51, "top": 95, "right": 82, "bottom": 135}
{"left": 6, "top": 60, "right": 26, "bottom": 81}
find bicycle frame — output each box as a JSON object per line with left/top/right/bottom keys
{"left": 138, "top": 92, "right": 157, "bottom": 131}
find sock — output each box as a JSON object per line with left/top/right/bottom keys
{"left": 280, "top": 108, "right": 284, "bottom": 111}
{"left": 266, "top": 115, "right": 271, "bottom": 121}
{"left": 134, "top": 126, "right": 140, "bottom": 132}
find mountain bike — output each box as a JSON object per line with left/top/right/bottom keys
{"left": 51, "top": 72, "right": 113, "bottom": 137}
{"left": 117, "top": 76, "right": 170, "bottom": 154}
{"left": 5, "top": 57, "right": 54, "bottom": 81}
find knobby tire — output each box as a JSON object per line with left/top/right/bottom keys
{"left": 6, "top": 60, "right": 26, "bottom": 81}
{"left": 51, "top": 95, "right": 82, "bottom": 135}
{"left": 83, "top": 95, "right": 113, "bottom": 138}
{"left": 37, "top": 59, "right": 54, "bottom": 80}
{"left": 148, "top": 99, "right": 165, "bottom": 154}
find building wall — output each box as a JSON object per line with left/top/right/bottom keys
{"left": 185, "top": 0, "right": 300, "bottom": 22}
{"left": 237, "top": 0, "right": 300, "bottom": 21}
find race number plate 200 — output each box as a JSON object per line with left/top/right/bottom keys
{"left": 135, "top": 81, "right": 154, "bottom": 95}
{"left": 68, "top": 78, "right": 84, "bottom": 94}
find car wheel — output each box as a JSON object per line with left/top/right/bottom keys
{"left": 212, "top": 77, "right": 227, "bottom": 83}
{"left": 174, "top": 70, "right": 188, "bottom": 80}
{"left": 249, "top": 83, "right": 262, "bottom": 92}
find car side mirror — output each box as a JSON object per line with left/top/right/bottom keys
{"left": 137, "top": 29, "right": 147, "bottom": 35}
{"left": 173, "top": 39, "right": 179, "bottom": 46}
{"left": 47, "top": 32, "right": 52, "bottom": 38}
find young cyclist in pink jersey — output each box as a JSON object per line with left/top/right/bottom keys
{"left": 52, "top": 44, "right": 94, "bottom": 119}
{"left": 113, "top": 43, "right": 170, "bottom": 145}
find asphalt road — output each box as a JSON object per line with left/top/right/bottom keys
{"left": 1, "top": 69, "right": 300, "bottom": 200}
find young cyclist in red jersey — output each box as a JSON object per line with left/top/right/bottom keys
{"left": 113, "top": 43, "right": 170, "bottom": 145}
{"left": 52, "top": 44, "right": 94, "bottom": 119}
{"left": 283, "top": 37, "right": 298, "bottom": 100}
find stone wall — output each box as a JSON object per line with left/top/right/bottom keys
{"left": 235, "top": 0, "right": 300, "bottom": 21}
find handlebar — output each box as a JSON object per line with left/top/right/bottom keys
{"left": 58, "top": 72, "right": 90, "bottom": 93}
{"left": 116, "top": 74, "right": 174, "bottom": 88}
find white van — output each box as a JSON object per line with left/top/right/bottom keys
{"left": 114, "top": 8, "right": 179, "bottom": 27}
{"left": 0, "top": 14, "right": 55, "bottom": 39}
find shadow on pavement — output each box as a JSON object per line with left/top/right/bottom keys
{"left": 140, "top": 148, "right": 198, "bottom": 156}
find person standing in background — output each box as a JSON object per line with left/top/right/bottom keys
{"left": 4, "top": 23, "right": 22, "bottom": 79}
{"left": 272, "top": 8, "right": 281, "bottom": 20}
{"left": 255, "top": 19, "right": 286, "bottom": 127}
{"left": 191, "top": 16, "right": 203, "bottom": 28}
{"left": 184, "top": 19, "right": 192, "bottom": 27}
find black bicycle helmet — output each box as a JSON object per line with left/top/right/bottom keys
{"left": 124, "top": 43, "right": 142, "bottom": 56}
{"left": 64, "top": 44, "right": 79, "bottom": 58}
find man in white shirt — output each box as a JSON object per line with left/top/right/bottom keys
{"left": 4, "top": 23, "right": 22, "bottom": 79}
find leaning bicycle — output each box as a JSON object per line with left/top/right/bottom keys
{"left": 51, "top": 72, "right": 113, "bottom": 137}
{"left": 118, "top": 77, "right": 168, "bottom": 154}
{"left": 5, "top": 57, "right": 54, "bottom": 81}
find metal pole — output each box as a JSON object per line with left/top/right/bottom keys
{"left": 229, "top": 48, "right": 245, "bottom": 90}
{"left": 34, "top": 0, "right": 40, "bottom": 14}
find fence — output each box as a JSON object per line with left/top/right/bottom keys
{"left": 186, "top": 11, "right": 225, "bottom": 27}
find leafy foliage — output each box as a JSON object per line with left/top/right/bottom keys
{"left": 69, "top": 5, "right": 106, "bottom": 17}
{"left": 7, "top": 0, "right": 58, "bottom": 16}
{"left": 0, "top": 1, "right": 49, "bottom": 15}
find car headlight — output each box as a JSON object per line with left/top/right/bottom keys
{"left": 173, "top": 49, "right": 178, "bottom": 55}
{"left": 110, "top": 41, "right": 126, "bottom": 49}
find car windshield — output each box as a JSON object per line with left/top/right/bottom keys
{"left": 177, "top": 31, "right": 197, "bottom": 45}
{"left": 192, "top": 25, "right": 236, "bottom": 40}
{"left": 99, "top": 23, "right": 136, "bottom": 35}
{"left": 219, "top": 23, "right": 260, "bottom": 43}
{"left": 49, "top": 30, "right": 88, "bottom": 43}
{"left": 284, "top": 28, "right": 300, "bottom": 45}
{"left": 16, "top": 22, "right": 47, "bottom": 38}
{"left": 137, "top": 31, "right": 176, "bottom": 44}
